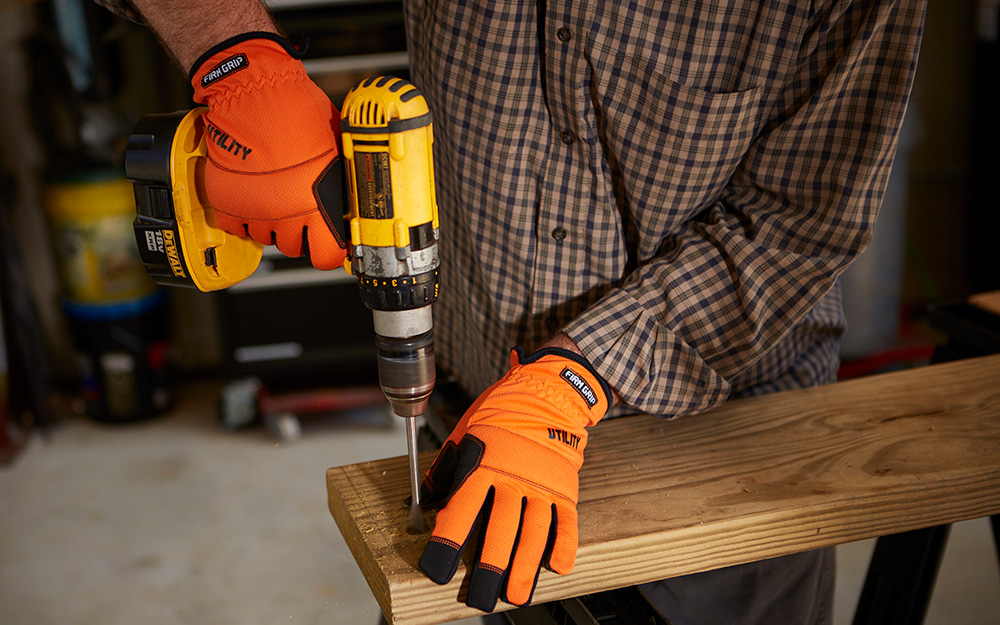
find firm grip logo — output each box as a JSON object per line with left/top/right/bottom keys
{"left": 560, "top": 367, "right": 598, "bottom": 408}
{"left": 202, "top": 54, "right": 249, "bottom": 87}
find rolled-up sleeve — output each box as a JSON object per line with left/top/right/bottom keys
{"left": 564, "top": 0, "right": 927, "bottom": 416}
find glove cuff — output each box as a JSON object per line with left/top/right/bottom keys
{"left": 512, "top": 346, "right": 614, "bottom": 424}
{"left": 189, "top": 32, "right": 314, "bottom": 108}
{"left": 189, "top": 31, "right": 305, "bottom": 79}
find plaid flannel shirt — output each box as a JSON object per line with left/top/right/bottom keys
{"left": 404, "top": 0, "right": 926, "bottom": 417}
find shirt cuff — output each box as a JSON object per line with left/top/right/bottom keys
{"left": 562, "top": 286, "right": 729, "bottom": 418}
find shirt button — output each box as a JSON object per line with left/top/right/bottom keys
{"left": 552, "top": 227, "right": 568, "bottom": 241}
{"left": 560, "top": 130, "right": 576, "bottom": 145}
{"left": 557, "top": 27, "right": 573, "bottom": 43}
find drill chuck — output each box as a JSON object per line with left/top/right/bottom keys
{"left": 375, "top": 328, "right": 435, "bottom": 419}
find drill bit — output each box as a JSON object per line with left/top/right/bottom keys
{"left": 406, "top": 416, "right": 426, "bottom": 533}
{"left": 371, "top": 328, "right": 434, "bottom": 533}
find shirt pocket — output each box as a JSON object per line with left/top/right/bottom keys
{"left": 592, "top": 57, "right": 766, "bottom": 252}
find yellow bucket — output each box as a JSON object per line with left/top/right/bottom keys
{"left": 43, "top": 174, "right": 156, "bottom": 303}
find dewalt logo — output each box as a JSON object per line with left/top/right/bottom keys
{"left": 163, "top": 230, "right": 186, "bottom": 278}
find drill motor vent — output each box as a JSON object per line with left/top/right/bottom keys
{"left": 342, "top": 76, "right": 427, "bottom": 130}
{"left": 350, "top": 99, "right": 388, "bottom": 127}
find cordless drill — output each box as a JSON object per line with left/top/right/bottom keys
{"left": 126, "top": 76, "right": 439, "bottom": 526}
{"left": 340, "top": 76, "right": 439, "bottom": 528}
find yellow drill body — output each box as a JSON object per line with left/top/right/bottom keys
{"left": 341, "top": 76, "right": 440, "bottom": 320}
{"left": 341, "top": 77, "right": 440, "bottom": 520}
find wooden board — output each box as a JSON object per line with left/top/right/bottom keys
{"left": 970, "top": 290, "right": 1000, "bottom": 317}
{"left": 327, "top": 354, "right": 1000, "bottom": 625}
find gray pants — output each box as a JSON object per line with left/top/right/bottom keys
{"left": 639, "top": 547, "right": 836, "bottom": 625}
{"left": 480, "top": 547, "right": 835, "bottom": 625}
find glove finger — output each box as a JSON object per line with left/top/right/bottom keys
{"left": 419, "top": 473, "right": 492, "bottom": 585}
{"left": 420, "top": 439, "right": 459, "bottom": 506}
{"left": 421, "top": 431, "right": 485, "bottom": 507}
{"left": 303, "top": 213, "right": 346, "bottom": 270}
{"left": 310, "top": 156, "right": 347, "bottom": 263}
{"left": 269, "top": 221, "right": 308, "bottom": 259}
{"left": 467, "top": 488, "right": 524, "bottom": 612}
{"left": 421, "top": 398, "right": 485, "bottom": 505}
{"left": 502, "top": 499, "right": 555, "bottom": 606}
{"left": 203, "top": 166, "right": 283, "bottom": 249}
{"left": 211, "top": 208, "right": 253, "bottom": 240}
{"left": 545, "top": 502, "right": 578, "bottom": 575}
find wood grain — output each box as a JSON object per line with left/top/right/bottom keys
{"left": 327, "top": 354, "right": 1000, "bottom": 625}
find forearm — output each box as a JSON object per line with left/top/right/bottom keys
{"left": 127, "top": 0, "right": 280, "bottom": 71}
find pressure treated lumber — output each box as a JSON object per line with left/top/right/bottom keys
{"left": 327, "top": 354, "right": 1000, "bottom": 625}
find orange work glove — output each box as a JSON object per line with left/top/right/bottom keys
{"left": 419, "top": 347, "right": 612, "bottom": 612}
{"left": 189, "top": 33, "right": 347, "bottom": 269}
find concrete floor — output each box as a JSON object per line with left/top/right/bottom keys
{"left": 2, "top": 381, "right": 998, "bottom": 625}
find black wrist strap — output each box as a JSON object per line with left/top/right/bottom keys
{"left": 188, "top": 31, "right": 309, "bottom": 79}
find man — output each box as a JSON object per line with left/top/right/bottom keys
{"left": 96, "top": 0, "right": 926, "bottom": 622}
